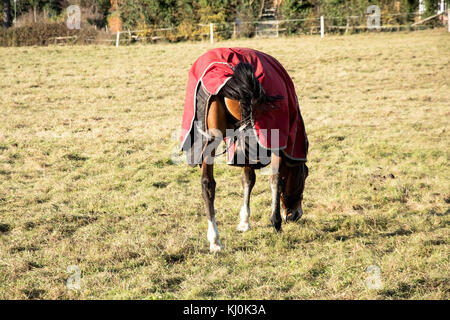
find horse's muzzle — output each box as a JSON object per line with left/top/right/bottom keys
{"left": 283, "top": 208, "right": 303, "bottom": 222}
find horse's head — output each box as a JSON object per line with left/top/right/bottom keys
{"left": 280, "top": 162, "right": 308, "bottom": 222}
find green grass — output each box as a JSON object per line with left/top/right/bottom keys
{"left": 0, "top": 29, "right": 449, "bottom": 299}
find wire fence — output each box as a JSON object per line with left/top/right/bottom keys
{"left": 81, "top": 10, "right": 449, "bottom": 47}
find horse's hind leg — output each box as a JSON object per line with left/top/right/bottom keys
{"left": 237, "top": 166, "right": 256, "bottom": 232}
{"left": 201, "top": 155, "right": 222, "bottom": 252}
{"left": 201, "top": 96, "right": 226, "bottom": 252}
{"left": 269, "top": 153, "right": 283, "bottom": 232}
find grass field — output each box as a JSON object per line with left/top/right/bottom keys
{"left": 0, "top": 29, "right": 449, "bottom": 300}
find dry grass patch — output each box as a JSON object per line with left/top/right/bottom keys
{"left": 0, "top": 29, "right": 449, "bottom": 299}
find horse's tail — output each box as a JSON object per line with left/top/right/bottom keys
{"left": 220, "top": 62, "right": 282, "bottom": 125}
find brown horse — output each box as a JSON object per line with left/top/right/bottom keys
{"left": 181, "top": 50, "right": 308, "bottom": 252}
{"left": 194, "top": 64, "right": 308, "bottom": 252}
{"left": 201, "top": 93, "right": 308, "bottom": 252}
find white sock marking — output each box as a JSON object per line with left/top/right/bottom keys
{"left": 237, "top": 205, "right": 250, "bottom": 232}
{"left": 207, "top": 219, "right": 222, "bottom": 252}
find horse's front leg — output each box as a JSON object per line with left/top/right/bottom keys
{"left": 201, "top": 152, "right": 222, "bottom": 252}
{"left": 269, "top": 153, "right": 283, "bottom": 231}
{"left": 237, "top": 166, "right": 256, "bottom": 232}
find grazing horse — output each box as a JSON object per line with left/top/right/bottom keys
{"left": 181, "top": 48, "right": 309, "bottom": 252}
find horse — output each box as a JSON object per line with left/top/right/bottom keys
{"left": 181, "top": 48, "right": 309, "bottom": 252}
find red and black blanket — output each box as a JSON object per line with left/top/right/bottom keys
{"left": 180, "top": 47, "right": 308, "bottom": 167}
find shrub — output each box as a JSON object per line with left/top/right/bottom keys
{"left": 0, "top": 22, "right": 100, "bottom": 46}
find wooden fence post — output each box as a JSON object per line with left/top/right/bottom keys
{"left": 320, "top": 16, "right": 324, "bottom": 38}
{"left": 116, "top": 31, "right": 120, "bottom": 47}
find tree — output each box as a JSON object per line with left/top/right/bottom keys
{"left": 423, "top": 0, "right": 439, "bottom": 17}
{"left": 2, "top": 0, "right": 12, "bottom": 28}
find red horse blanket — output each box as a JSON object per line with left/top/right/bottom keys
{"left": 180, "top": 47, "right": 308, "bottom": 166}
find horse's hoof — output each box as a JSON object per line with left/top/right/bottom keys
{"left": 272, "top": 221, "right": 282, "bottom": 232}
{"left": 209, "top": 242, "right": 223, "bottom": 253}
{"left": 237, "top": 222, "right": 250, "bottom": 232}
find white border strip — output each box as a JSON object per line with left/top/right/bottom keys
{"left": 181, "top": 61, "right": 234, "bottom": 149}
